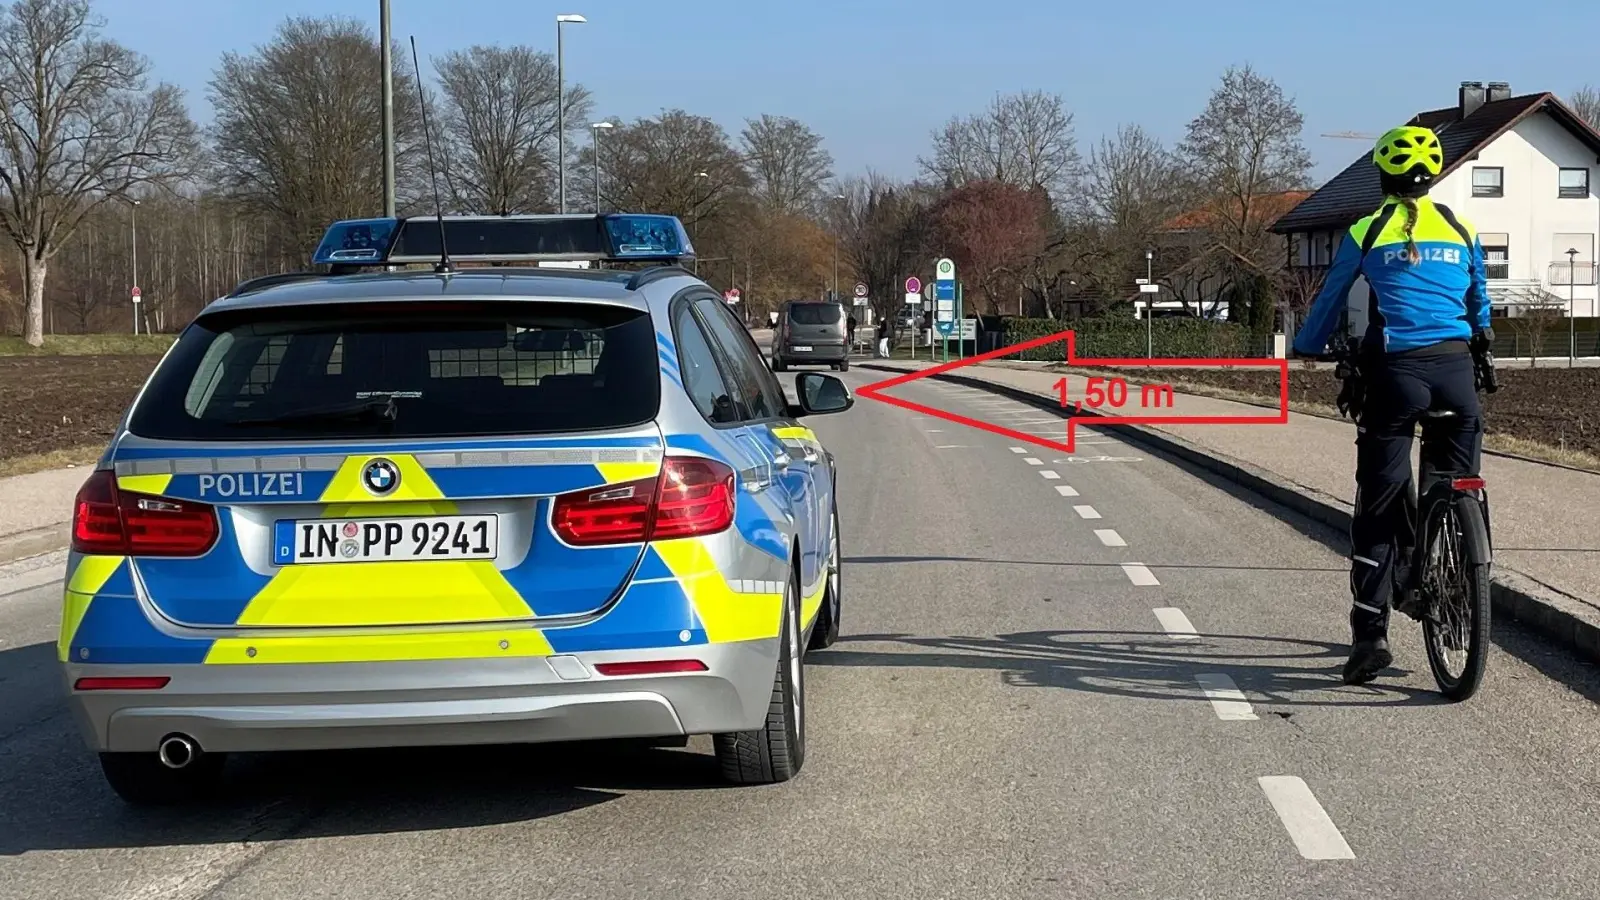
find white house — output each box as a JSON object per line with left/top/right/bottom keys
{"left": 1272, "top": 81, "right": 1600, "bottom": 340}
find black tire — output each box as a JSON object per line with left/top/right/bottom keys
{"left": 808, "top": 505, "right": 841, "bottom": 651}
{"left": 1420, "top": 495, "right": 1491, "bottom": 701}
{"left": 714, "top": 569, "right": 806, "bottom": 785}
{"left": 837, "top": 358, "right": 850, "bottom": 372}
{"left": 98, "top": 750, "right": 226, "bottom": 806}
{"left": 772, "top": 356, "right": 787, "bottom": 372}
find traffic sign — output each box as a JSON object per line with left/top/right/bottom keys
{"left": 935, "top": 258, "right": 955, "bottom": 280}
{"left": 905, "top": 276, "right": 922, "bottom": 294}
{"left": 723, "top": 288, "right": 741, "bottom": 303}
{"left": 130, "top": 286, "right": 141, "bottom": 303}
{"left": 904, "top": 292, "right": 920, "bottom": 305}
{"left": 853, "top": 282, "right": 868, "bottom": 298}
{"left": 1139, "top": 284, "right": 1160, "bottom": 294}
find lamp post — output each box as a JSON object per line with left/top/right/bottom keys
{"left": 589, "top": 122, "right": 613, "bottom": 213}
{"left": 379, "top": 0, "right": 395, "bottom": 218}
{"left": 555, "top": 13, "right": 587, "bottom": 214}
{"left": 692, "top": 171, "right": 708, "bottom": 273}
{"left": 121, "top": 197, "right": 141, "bottom": 335}
{"left": 1568, "top": 247, "right": 1580, "bottom": 367}
{"left": 829, "top": 193, "right": 844, "bottom": 302}
{"left": 1145, "top": 248, "right": 1154, "bottom": 358}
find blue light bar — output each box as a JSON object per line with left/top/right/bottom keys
{"left": 310, "top": 214, "right": 695, "bottom": 269}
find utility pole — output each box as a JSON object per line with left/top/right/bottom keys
{"left": 380, "top": 0, "right": 395, "bottom": 218}
{"left": 1145, "top": 249, "right": 1155, "bottom": 358}
{"left": 1568, "top": 247, "right": 1580, "bottom": 367}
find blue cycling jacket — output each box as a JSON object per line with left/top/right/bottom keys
{"left": 1292, "top": 196, "right": 1492, "bottom": 355}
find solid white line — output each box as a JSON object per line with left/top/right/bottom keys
{"left": 1053, "top": 484, "right": 1079, "bottom": 496}
{"left": 1023, "top": 457, "right": 1044, "bottom": 466}
{"left": 1124, "top": 564, "right": 1161, "bottom": 586}
{"left": 1194, "top": 673, "right": 1257, "bottom": 721}
{"left": 1258, "top": 776, "right": 1355, "bottom": 860}
{"left": 926, "top": 429, "right": 945, "bottom": 433}
{"left": 1039, "top": 470, "right": 1060, "bottom": 480}
{"left": 1152, "top": 607, "right": 1196, "bottom": 637}
{"left": 1094, "top": 529, "right": 1126, "bottom": 547}
{"left": 1073, "top": 505, "right": 1101, "bottom": 519}
{"left": 1010, "top": 447, "right": 1028, "bottom": 454}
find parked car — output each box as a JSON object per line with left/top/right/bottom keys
{"left": 770, "top": 299, "right": 848, "bottom": 372}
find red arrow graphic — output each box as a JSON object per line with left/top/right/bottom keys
{"left": 855, "top": 330, "right": 1289, "bottom": 454}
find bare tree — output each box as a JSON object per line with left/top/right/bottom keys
{"left": 0, "top": 0, "right": 198, "bottom": 346}
{"left": 919, "top": 90, "right": 1081, "bottom": 200}
{"left": 1502, "top": 291, "right": 1565, "bottom": 366}
{"left": 1274, "top": 263, "right": 1326, "bottom": 339}
{"left": 1179, "top": 64, "right": 1313, "bottom": 334}
{"left": 434, "top": 44, "right": 590, "bottom": 215}
{"left": 596, "top": 109, "right": 750, "bottom": 234}
{"left": 1082, "top": 124, "right": 1186, "bottom": 232}
{"left": 740, "top": 114, "right": 832, "bottom": 215}
{"left": 1570, "top": 85, "right": 1600, "bottom": 132}
{"left": 837, "top": 172, "right": 933, "bottom": 326}
{"left": 208, "top": 16, "right": 426, "bottom": 265}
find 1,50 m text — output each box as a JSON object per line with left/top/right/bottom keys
{"left": 1053, "top": 376, "right": 1175, "bottom": 409}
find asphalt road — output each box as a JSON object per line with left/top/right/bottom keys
{"left": 4, "top": 364, "right": 1600, "bottom": 899}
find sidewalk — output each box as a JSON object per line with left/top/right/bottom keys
{"left": 862, "top": 358, "right": 1600, "bottom": 662}
{"left": 0, "top": 466, "right": 85, "bottom": 564}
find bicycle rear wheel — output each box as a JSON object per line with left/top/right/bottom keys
{"left": 1419, "top": 492, "right": 1491, "bottom": 701}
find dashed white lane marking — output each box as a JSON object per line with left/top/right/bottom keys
{"left": 1258, "top": 776, "right": 1356, "bottom": 860}
{"left": 1040, "top": 470, "right": 1060, "bottom": 480}
{"left": 926, "top": 429, "right": 945, "bottom": 433}
{"left": 1152, "top": 607, "right": 1196, "bottom": 637}
{"left": 1023, "top": 457, "right": 1043, "bottom": 466}
{"left": 1073, "top": 505, "right": 1101, "bottom": 519}
{"left": 1124, "top": 564, "right": 1161, "bottom": 586}
{"left": 1010, "top": 447, "right": 1028, "bottom": 454}
{"left": 1194, "top": 673, "right": 1257, "bottom": 721}
{"left": 934, "top": 445, "right": 972, "bottom": 449}
{"left": 1053, "top": 484, "right": 1079, "bottom": 496}
{"left": 1094, "top": 529, "right": 1126, "bottom": 547}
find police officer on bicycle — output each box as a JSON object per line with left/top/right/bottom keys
{"left": 1291, "top": 125, "right": 1495, "bottom": 686}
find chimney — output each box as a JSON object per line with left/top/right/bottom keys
{"left": 1459, "top": 81, "right": 1486, "bottom": 119}
{"left": 1486, "top": 81, "right": 1512, "bottom": 103}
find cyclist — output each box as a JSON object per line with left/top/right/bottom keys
{"left": 1290, "top": 125, "right": 1494, "bottom": 686}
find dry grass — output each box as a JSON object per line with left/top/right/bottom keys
{"left": 0, "top": 445, "right": 101, "bottom": 478}
{"left": 0, "top": 334, "right": 175, "bottom": 356}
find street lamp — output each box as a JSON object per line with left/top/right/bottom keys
{"left": 590, "top": 122, "right": 613, "bottom": 213}
{"left": 829, "top": 193, "right": 844, "bottom": 302}
{"left": 379, "top": 0, "right": 395, "bottom": 218}
{"left": 118, "top": 197, "right": 141, "bottom": 335}
{"left": 1568, "top": 247, "right": 1580, "bottom": 367}
{"left": 555, "top": 13, "right": 587, "bottom": 214}
{"left": 1145, "top": 248, "right": 1155, "bottom": 358}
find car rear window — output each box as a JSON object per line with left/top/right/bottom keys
{"left": 127, "top": 300, "right": 660, "bottom": 441}
{"left": 786, "top": 303, "right": 842, "bottom": 325}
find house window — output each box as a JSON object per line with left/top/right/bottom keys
{"left": 1480, "top": 232, "right": 1509, "bottom": 279}
{"left": 1558, "top": 168, "right": 1590, "bottom": 199}
{"left": 1472, "top": 167, "right": 1504, "bottom": 198}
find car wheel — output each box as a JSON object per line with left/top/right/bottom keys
{"left": 98, "top": 750, "right": 227, "bottom": 807}
{"left": 837, "top": 358, "right": 850, "bottom": 372}
{"left": 808, "top": 505, "right": 841, "bottom": 651}
{"left": 714, "top": 569, "right": 806, "bottom": 785}
{"left": 772, "top": 356, "right": 786, "bottom": 372}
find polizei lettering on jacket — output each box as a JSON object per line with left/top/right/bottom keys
{"left": 197, "top": 472, "right": 306, "bottom": 499}
{"left": 1382, "top": 246, "right": 1461, "bottom": 266}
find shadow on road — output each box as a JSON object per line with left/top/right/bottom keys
{"left": 810, "top": 628, "right": 1444, "bottom": 710}
{"left": 0, "top": 639, "right": 731, "bottom": 855}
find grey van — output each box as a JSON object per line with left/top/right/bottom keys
{"left": 771, "top": 299, "right": 848, "bottom": 372}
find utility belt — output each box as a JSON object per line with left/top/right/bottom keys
{"left": 1334, "top": 335, "right": 1498, "bottom": 422}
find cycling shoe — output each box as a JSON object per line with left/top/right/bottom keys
{"left": 1342, "top": 638, "right": 1393, "bottom": 686}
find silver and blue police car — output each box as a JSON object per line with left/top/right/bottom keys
{"left": 60, "top": 213, "right": 852, "bottom": 804}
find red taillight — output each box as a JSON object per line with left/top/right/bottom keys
{"left": 70, "top": 470, "right": 219, "bottom": 557}
{"left": 593, "top": 659, "right": 708, "bottom": 677}
{"left": 73, "top": 676, "right": 171, "bottom": 691}
{"left": 1451, "top": 476, "right": 1487, "bottom": 492}
{"left": 552, "top": 457, "right": 735, "bottom": 546}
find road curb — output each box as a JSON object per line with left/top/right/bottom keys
{"left": 860, "top": 362, "right": 1600, "bottom": 667}
{"left": 0, "top": 523, "right": 70, "bottom": 566}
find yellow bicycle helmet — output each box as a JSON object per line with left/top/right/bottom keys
{"left": 1372, "top": 126, "right": 1443, "bottom": 178}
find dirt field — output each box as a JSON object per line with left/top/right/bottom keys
{"left": 1092, "top": 363, "right": 1599, "bottom": 460}
{"left": 0, "top": 355, "right": 160, "bottom": 462}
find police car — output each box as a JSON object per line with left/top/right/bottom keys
{"left": 60, "top": 213, "right": 853, "bottom": 805}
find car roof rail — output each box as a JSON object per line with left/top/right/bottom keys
{"left": 226, "top": 271, "right": 328, "bottom": 297}
{"left": 625, "top": 264, "right": 695, "bottom": 291}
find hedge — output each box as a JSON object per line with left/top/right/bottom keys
{"left": 997, "top": 316, "right": 1262, "bottom": 361}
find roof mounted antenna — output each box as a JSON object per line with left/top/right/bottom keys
{"left": 409, "top": 35, "right": 452, "bottom": 275}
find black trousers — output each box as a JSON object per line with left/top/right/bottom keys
{"left": 1349, "top": 349, "right": 1483, "bottom": 641}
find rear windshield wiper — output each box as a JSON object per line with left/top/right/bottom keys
{"left": 223, "top": 396, "right": 398, "bottom": 427}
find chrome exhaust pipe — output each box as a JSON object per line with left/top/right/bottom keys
{"left": 157, "top": 734, "right": 199, "bottom": 770}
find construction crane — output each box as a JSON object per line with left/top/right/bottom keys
{"left": 1321, "top": 131, "right": 1379, "bottom": 140}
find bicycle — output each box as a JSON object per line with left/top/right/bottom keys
{"left": 1328, "top": 336, "right": 1499, "bottom": 701}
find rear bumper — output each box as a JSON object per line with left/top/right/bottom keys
{"left": 778, "top": 343, "right": 847, "bottom": 363}
{"left": 63, "top": 640, "right": 779, "bottom": 754}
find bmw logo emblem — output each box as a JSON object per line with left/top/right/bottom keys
{"left": 361, "top": 458, "right": 400, "bottom": 496}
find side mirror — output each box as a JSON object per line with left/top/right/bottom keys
{"left": 793, "top": 372, "right": 854, "bottom": 416}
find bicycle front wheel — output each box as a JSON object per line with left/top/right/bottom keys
{"left": 1420, "top": 493, "right": 1492, "bottom": 701}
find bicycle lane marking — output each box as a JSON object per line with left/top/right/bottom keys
{"left": 1257, "top": 776, "right": 1356, "bottom": 860}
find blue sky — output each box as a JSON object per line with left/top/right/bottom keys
{"left": 102, "top": 0, "right": 1597, "bottom": 184}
